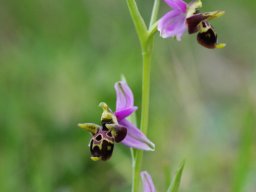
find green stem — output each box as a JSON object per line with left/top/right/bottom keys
{"left": 126, "top": 0, "right": 159, "bottom": 192}
{"left": 140, "top": 41, "right": 153, "bottom": 135}
{"left": 132, "top": 41, "right": 154, "bottom": 192}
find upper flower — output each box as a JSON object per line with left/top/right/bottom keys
{"left": 158, "top": 0, "right": 225, "bottom": 48}
{"left": 78, "top": 80, "right": 155, "bottom": 161}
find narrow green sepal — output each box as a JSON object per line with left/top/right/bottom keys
{"left": 99, "top": 102, "right": 118, "bottom": 124}
{"left": 202, "top": 10, "right": 225, "bottom": 21}
{"left": 78, "top": 123, "right": 100, "bottom": 135}
{"left": 121, "top": 74, "right": 127, "bottom": 82}
{"left": 166, "top": 160, "right": 186, "bottom": 192}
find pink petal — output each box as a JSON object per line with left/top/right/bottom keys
{"left": 114, "top": 106, "right": 138, "bottom": 121}
{"left": 115, "top": 81, "right": 134, "bottom": 113}
{"left": 119, "top": 119, "right": 155, "bottom": 151}
{"left": 164, "top": 0, "right": 187, "bottom": 13}
{"left": 158, "top": 10, "right": 187, "bottom": 40}
{"left": 141, "top": 171, "right": 156, "bottom": 192}
{"left": 158, "top": 10, "right": 180, "bottom": 33}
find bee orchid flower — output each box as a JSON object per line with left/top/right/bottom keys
{"left": 78, "top": 81, "right": 155, "bottom": 161}
{"left": 158, "top": 0, "right": 225, "bottom": 48}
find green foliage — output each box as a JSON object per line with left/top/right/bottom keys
{"left": 232, "top": 106, "right": 255, "bottom": 192}
{"left": 167, "top": 161, "right": 185, "bottom": 192}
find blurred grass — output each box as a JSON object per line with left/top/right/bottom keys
{"left": 0, "top": 0, "right": 256, "bottom": 191}
{"left": 232, "top": 105, "right": 255, "bottom": 192}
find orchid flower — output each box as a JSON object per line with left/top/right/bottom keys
{"left": 78, "top": 81, "right": 155, "bottom": 161}
{"left": 158, "top": 0, "right": 225, "bottom": 48}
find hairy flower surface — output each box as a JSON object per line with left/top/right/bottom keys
{"left": 78, "top": 81, "right": 155, "bottom": 161}
{"left": 158, "top": 0, "right": 225, "bottom": 48}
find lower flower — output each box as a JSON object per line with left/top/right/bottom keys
{"left": 78, "top": 81, "right": 155, "bottom": 161}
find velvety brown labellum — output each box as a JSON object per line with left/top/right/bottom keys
{"left": 89, "top": 124, "right": 127, "bottom": 160}
{"left": 197, "top": 21, "right": 217, "bottom": 49}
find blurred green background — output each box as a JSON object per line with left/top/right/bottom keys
{"left": 0, "top": 0, "right": 256, "bottom": 191}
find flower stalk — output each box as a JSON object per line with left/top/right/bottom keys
{"left": 126, "top": 0, "right": 159, "bottom": 191}
{"left": 132, "top": 45, "right": 153, "bottom": 192}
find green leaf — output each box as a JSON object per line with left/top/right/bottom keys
{"left": 166, "top": 160, "right": 185, "bottom": 192}
{"left": 232, "top": 106, "right": 255, "bottom": 192}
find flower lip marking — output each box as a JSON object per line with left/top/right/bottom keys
{"left": 79, "top": 103, "right": 127, "bottom": 161}
{"left": 89, "top": 129, "right": 115, "bottom": 161}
